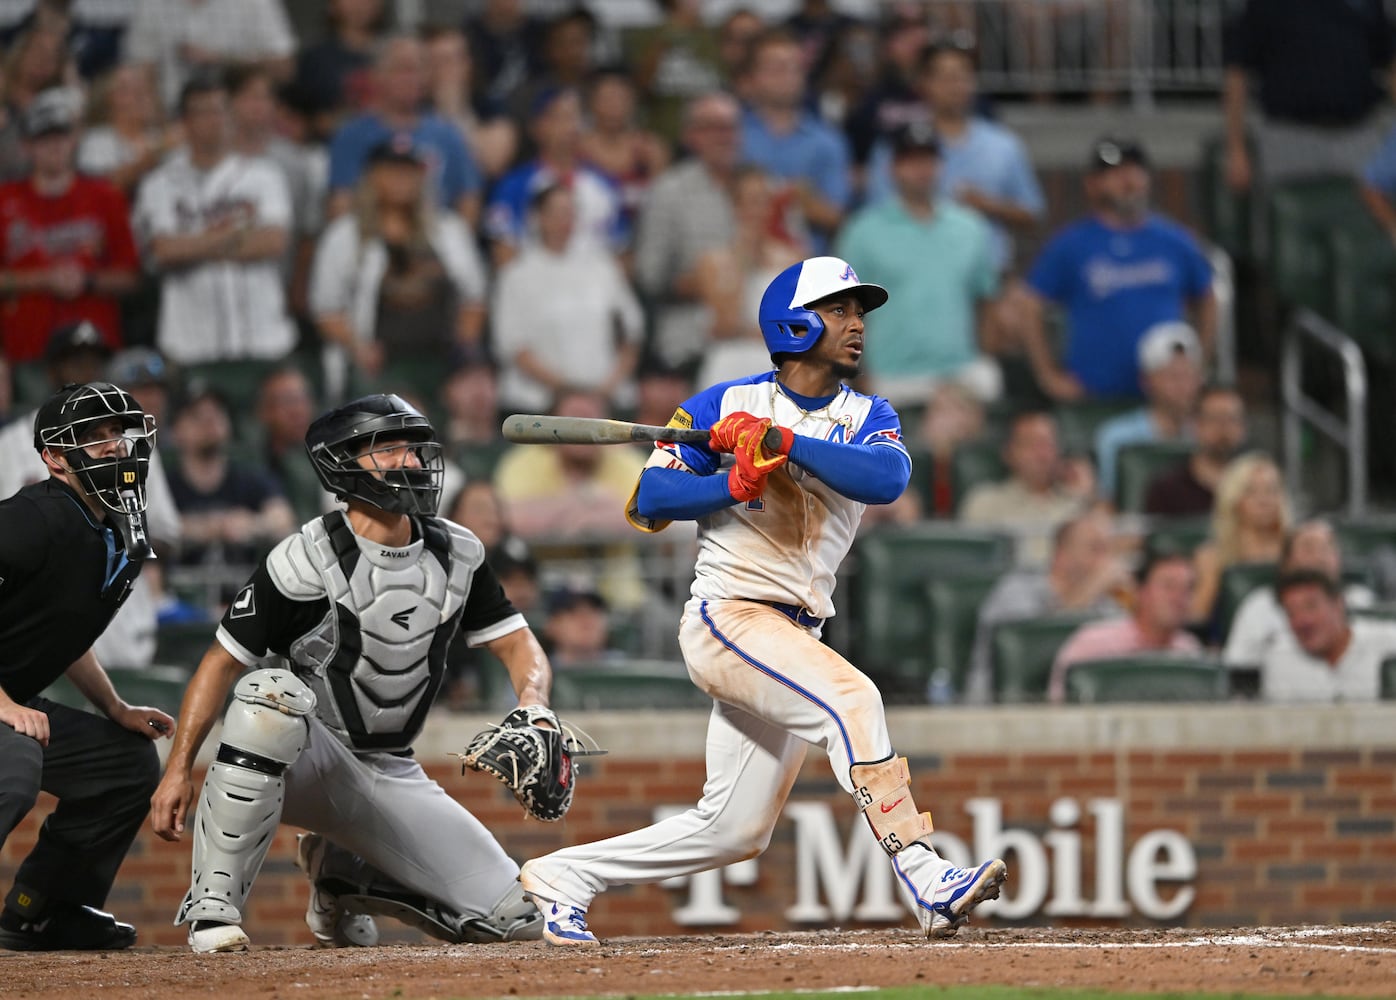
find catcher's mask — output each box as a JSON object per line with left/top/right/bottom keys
{"left": 34, "top": 381, "right": 158, "bottom": 558}
{"left": 305, "top": 393, "right": 445, "bottom": 516}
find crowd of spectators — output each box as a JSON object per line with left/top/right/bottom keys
{"left": 1, "top": 0, "right": 1394, "bottom": 709}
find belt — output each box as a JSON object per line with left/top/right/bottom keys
{"left": 757, "top": 600, "right": 824, "bottom": 629}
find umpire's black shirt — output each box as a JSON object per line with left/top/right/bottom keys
{"left": 0, "top": 479, "right": 145, "bottom": 703}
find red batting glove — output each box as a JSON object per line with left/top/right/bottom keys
{"left": 726, "top": 432, "right": 788, "bottom": 501}
{"left": 709, "top": 411, "right": 766, "bottom": 454}
{"left": 727, "top": 456, "right": 769, "bottom": 502}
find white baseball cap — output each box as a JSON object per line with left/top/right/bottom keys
{"left": 1137, "top": 321, "right": 1202, "bottom": 373}
{"left": 786, "top": 256, "right": 889, "bottom": 313}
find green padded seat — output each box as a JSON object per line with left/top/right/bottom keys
{"left": 184, "top": 359, "right": 282, "bottom": 420}
{"left": 548, "top": 661, "right": 708, "bottom": 711}
{"left": 1115, "top": 440, "right": 1195, "bottom": 513}
{"left": 1055, "top": 399, "right": 1139, "bottom": 458}
{"left": 1328, "top": 225, "right": 1396, "bottom": 365}
{"left": 989, "top": 614, "right": 1099, "bottom": 704}
{"left": 1063, "top": 656, "right": 1228, "bottom": 704}
{"left": 1265, "top": 177, "right": 1369, "bottom": 315}
{"left": 154, "top": 621, "right": 217, "bottom": 670}
{"left": 1215, "top": 561, "right": 1277, "bottom": 642}
{"left": 1144, "top": 518, "right": 1212, "bottom": 559}
{"left": 1198, "top": 133, "right": 1253, "bottom": 261}
{"left": 105, "top": 665, "right": 191, "bottom": 717}
{"left": 950, "top": 441, "right": 1007, "bottom": 511}
{"left": 924, "top": 570, "right": 1004, "bottom": 698}
{"left": 1382, "top": 657, "right": 1396, "bottom": 700}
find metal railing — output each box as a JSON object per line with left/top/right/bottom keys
{"left": 1281, "top": 309, "right": 1369, "bottom": 517}
{"left": 1209, "top": 243, "right": 1237, "bottom": 386}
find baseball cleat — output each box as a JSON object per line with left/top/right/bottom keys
{"left": 188, "top": 920, "right": 250, "bottom": 953}
{"left": 915, "top": 858, "right": 1008, "bottom": 939}
{"left": 538, "top": 901, "right": 598, "bottom": 947}
{"left": 295, "top": 833, "right": 380, "bottom": 948}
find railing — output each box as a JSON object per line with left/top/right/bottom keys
{"left": 1281, "top": 309, "right": 1369, "bottom": 517}
{"left": 1209, "top": 243, "right": 1237, "bottom": 385}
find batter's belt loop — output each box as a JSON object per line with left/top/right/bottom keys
{"left": 753, "top": 600, "right": 824, "bottom": 629}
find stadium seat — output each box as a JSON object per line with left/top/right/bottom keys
{"left": 1115, "top": 440, "right": 1195, "bottom": 513}
{"left": 1382, "top": 657, "right": 1396, "bottom": 700}
{"left": 1265, "top": 177, "right": 1370, "bottom": 316}
{"left": 548, "top": 660, "right": 709, "bottom": 711}
{"left": 854, "top": 525, "right": 1016, "bottom": 693}
{"left": 12, "top": 361, "right": 51, "bottom": 410}
{"left": 1144, "top": 518, "right": 1211, "bottom": 558}
{"left": 924, "top": 569, "right": 1004, "bottom": 698}
{"left": 1198, "top": 133, "right": 1253, "bottom": 262}
{"left": 106, "top": 665, "right": 192, "bottom": 717}
{"left": 184, "top": 359, "right": 281, "bottom": 421}
{"left": 1332, "top": 516, "right": 1396, "bottom": 564}
{"left": 1063, "top": 655, "right": 1228, "bottom": 703}
{"left": 950, "top": 441, "right": 1007, "bottom": 511}
{"left": 989, "top": 614, "right": 1098, "bottom": 704}
{"left": 154, "top": 621, "right": 216, "bottom": 669}
{"left": 1055, "top": 399, "right": 1138, "bottom": 458}
{"left": 1328, "top": 224, "right": 1396, "bottom": 365}
{"left": 1215, "top": 562, "right": 1277, "bottom": 641}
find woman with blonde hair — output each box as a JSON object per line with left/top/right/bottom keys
{"left": 1190, "top": 451, "right": 1292, "bottom": 625}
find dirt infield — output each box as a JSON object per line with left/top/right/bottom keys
{"left": 3, "top": 923, "right": 1394, "bottom": 999}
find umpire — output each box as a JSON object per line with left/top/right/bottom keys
{"left": 0, "top": 382, "right": 175, "bottom": 951}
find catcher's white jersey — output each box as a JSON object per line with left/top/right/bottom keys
{"left": 633, "top": 370, "right": 908, "bottom": 621}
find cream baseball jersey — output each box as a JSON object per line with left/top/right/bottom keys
{"left": 628, "top": 370, "right": 910, "bottom": 620}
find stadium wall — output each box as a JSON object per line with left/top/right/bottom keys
{"left": 3, "top": 704, "right": 1391, "bottom": 946}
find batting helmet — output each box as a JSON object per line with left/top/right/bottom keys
{"left": 305, "top": 394, "right": 445, "bottom": 516}
{"left": 33, "top": 381, "right": 156, "bottom": 517}
{"left": 758, "top": 256, "right": 888, "bottom": 359}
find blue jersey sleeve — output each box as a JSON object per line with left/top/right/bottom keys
{"left": 786, "top": 397, "right": 910, "bottom": 505}
{"left": 1178, "top": 230, "right": 1214, "bottom": 298}
{"left": 327, "top": 118, "right": 372, "bottom": 193}
{"left": 484, "top": 166, "right": 530, "bottom": 244}
{"left": 1027, "top": 228, "right": 1075, "bottom": 303}
{"left": 432, "top": 118, "right": 482, "bottom": 204}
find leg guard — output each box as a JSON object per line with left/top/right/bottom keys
{"left": 457, "top": 881, "right": 543, "bottom": 943}
{"left": 175, "top": 669, "right": 315, "bottom": 927}
{"left": 849, "top": 756, "right": 934, "bottom": 857}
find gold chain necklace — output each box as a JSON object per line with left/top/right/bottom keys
{"left": 771, "top": 378, "right": 852, "bottom": 432}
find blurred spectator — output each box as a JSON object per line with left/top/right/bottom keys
{"left": 0, "top": 28, "right": 76, "bottom": 181}
{"left": 789, "top": 0, "right": 857, "bottom": 92}
{"left": 492, "top": 183, "right": 642, "bottom": 413}
{"left": 1144, "top": 384, "right": 1247, "bottom": 519}
{"left": 446, "top": 478, "right": 508, "bottom": 549}
{"left": 844, "top": 10, "right": 930, "bottom": 170}
{"left": 632, "top": 362, "right": 694, "bottom": 430}
{"left": 865, "top": 38, "right": 1045, "bottom": 274}
{"left": 1359, "top": 125, "right": 1396, "bottom": 245}
{"left": 624, "top": 0, "right": 722, "bottom": 146}
{"left": 439, "top": 358, "right": 506, "bottom": 483}
{"left": 1226, "top": 520, "right": 1376, "bottom": 668}
{"left": 808, "top": 19, "right": 878, "bottom": 146}
{"left": 1263, "top": 570, "right": 1396, "bottom": 703}
{"left": 123, "top": 0, "right": 295, "bottom": 111}
{"left": 293, "top": 0, "right": 385, "bottom": 126}
{"left": 1022, "top": 137, "right": 1215, "bottom": 403}
{"left": 1093, "top": 322, "right": 1204, "bottom": 504}
{"left": 1049, "top": 550, "right": 1201, "bottom": 704}
{"left": 965, "top": 509, "right": 1129, "bottom": 704}
{"left": 491, "top": 533, "right": 540, "bottom": 616}
{"left": 423, "top": 24, "right": 517, "bottom": 181}
{"left": 253, "top": 363, "right": 323, "bottom": 523}
{"left": 1190, "top": 452, "right": 1291, "bottom": 626}
{"left": 484, "top": 86, "right": 624, "bottom": 268}
{"left": 959, "top": 410, "right": 1094, "bottom": 565}
{"left": 694, "top": 164, "right": 806, "bottom": 387}
{"left": 1222, "top": 0, "right": 1394, "bottom": 195}
{"left": 631, "top": 90, "right": 741, "bottom": 374}
{"left": 716, "top": 8, "right": 765, "bottom": 99}
{"left": 134, "top": 75, "right": 295, "bottom": 365}
{"left": 228, "top": 66, "right": 325, "bottom": 286}
{"left": 326, "top": 33, "right": 482, "bottom": 224}
{"left": 311, "top": 134, "right": 487, "bottom": 382}
{"left": 836, "top": 122, "right": 1000, "bottom": 406}
{"left": 0, "top": 88, "right": 138, "bottom": 363}
{"left": 77, "top": 63, "right": 176, "bottom": 195}
{"left": 542, "top": 582, "right": 622, "bottom": 667}
{"left": 914, "top": 382, "right": 986, "bottom": 518}
{"left": 108, "top": 345, "right": 174, "bottom": 429}
{"left": 579, "top": 68, "right": 670, "bottom": 235}
{"left": 512, "top": 7, "right": 598, "bottom": 123}
{"left": 493, "top": 389, "right": 646, "bottom": 541}
{"left": 467, "top": 0, "right": 545, "bottom": 111}
{"left": 740, "top": 28, "right": 850, "bottom": 249}
{"left": 165, "top": 381, "right": 296, "bottom": 582}
{"left": 1, "top": 0, "right": 135, "bottom": 81}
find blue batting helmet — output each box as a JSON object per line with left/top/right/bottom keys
{"left": 758, "top": 256, "right": 888, "bottom": 358}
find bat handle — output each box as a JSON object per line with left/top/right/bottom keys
{"left": 762, "top": 426, "right": 785, "bottom": 454}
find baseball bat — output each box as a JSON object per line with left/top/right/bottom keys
{"left": 503, "top": 414, "right": 785, "bottom": 452}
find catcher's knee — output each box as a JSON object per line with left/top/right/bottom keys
{"left": 458, "top": 881, "right": 543, "bottom": 943}
{"left": 850, "top": 756, "right": 934, "bottom": 858}
{"left": 220, "top": 669, "right": 316, "bottom": 765}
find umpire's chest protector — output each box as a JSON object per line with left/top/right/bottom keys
{"left": 273, "top": 512, "right": 479, "bottom": 753}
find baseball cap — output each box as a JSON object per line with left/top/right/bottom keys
{"left": 1089, "top": 135, "right": 1149, "bottom": 172}
{"left": 1137, "top": 321, "right": 1202, "bottom": 373}
{"left": 45, "top": 321, "right": 112, "bottom": 365}
{"left": 23, "top": 88, "right": 81, "bottom": 139}
{"left": 107, "top": 347, "right": 170, "bottom": 388}
{"left": 890, "top": 121, "right": 941, "bottom": 159}
{"left": 546, "top": 581, "right": 607, "bottom": 615}
{"left": 787, "top": 256, "right": 889, "bottom": 313}
{"left": 366, "top": 133, "right": 427, "bottom": 168}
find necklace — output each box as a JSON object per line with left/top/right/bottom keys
{"left": 771, "top": 377, "right": 853, "bottom": 434}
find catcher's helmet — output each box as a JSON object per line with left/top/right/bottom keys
{"left": 758, "top": 256, "right": 888, "bottom": 358}
{"left": 33, "top": 381, "right": 156, "bottom": 517}
{"left": 305, "top": 394, "right": 445, "bottom": 516}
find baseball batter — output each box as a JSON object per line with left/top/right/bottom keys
{"left": 150, "top": 394, "right": 557, "bottom": 953}
{"left": 520, "top": 256, "right": 1007, "bottom": 945}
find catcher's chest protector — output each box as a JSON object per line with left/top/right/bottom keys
{"left": 280, "top": 513, "right": 477, "bottom": 752}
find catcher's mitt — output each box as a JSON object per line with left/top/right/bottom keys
{"left": 455, "top": 705, "right": 603, "bottom": 822}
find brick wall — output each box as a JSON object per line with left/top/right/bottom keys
{"left": 3, "top": 739, "right": 1391, "bottom": 947}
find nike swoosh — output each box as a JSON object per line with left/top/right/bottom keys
{"left": 880, "top": 797, "right": 906, "bottom": 814}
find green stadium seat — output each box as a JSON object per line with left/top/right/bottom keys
{"left": 1328, "top": 224, "right": 1396, "bottom": 365}
{"left": 1382, "top": 657, "right": 1396, "bottom": 699}
{"left": 184, "top": 359, "right": 281, "bottom": 420}
{"left": 1265, "top": 177, "right": 1370, "bottom": 315}
{"left": 1215, "top": 561, "right": 1277, "bottom": 641}
{"left": 989, "top": 614, "right": 1098, "bottom": 704}
{"left": 1115, "top": 440, "right": 1195, "bottom": 513}
{"left": 1144, "top": 518, "right": 1211, "bottom": 558}
{"left": 1198, "top": 133, "right": 1253, "bottom": 262}
{"left": 12, "top": 361, "right": 51, "bottom": 410}
{"left": 950, "top": 441, "right": 1007, "bottom": 511}
{"left": 105, "top": 665, "right": 191, "bottom": 717}
{"left": 924, "top": 570, "right": 1004, "bottom": 698}
{"left": 1063, "top": 655, "right": 1228, "bottom": 704}
{"left": 854, "top": 525, "right": 1016, "bottom": 693}
{"left": 154, "top": 621, "right": 216, "bottom": 670}
{"left": 1055, "top": 399, "right": 1138, "bottom": 458}
{"left": 1332, "top": 517, "right": 1396, "bottom": 562}
{"left": 378, "top": 356, "right": 449, "bottom": 426}
{"left": 548, "top": 660, "right": 709, "bottom": 711}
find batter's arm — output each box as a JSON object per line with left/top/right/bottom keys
{"left": 635, "top": 464, "right": 739, "bottom": 522}
{"left": 786, "top": 437, "right": 910, "bottom": 505}
{"left": 483, "top": 626, "right": 552, "bottom": 710}
{"left": 149, "top": 642, "right": 246, "bottom": 841}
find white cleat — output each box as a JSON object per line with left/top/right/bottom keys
{"left": 295, "top": 833, "right": 380, "bottom": 948}
{"left": 897, "top": 852, "right": 1008, "bottom": 939}
{"left": 188, "top": 920, "right": 250, "bottom": 954}
{"left": 519, "top": 860, "right": 599, "bottom": 947}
